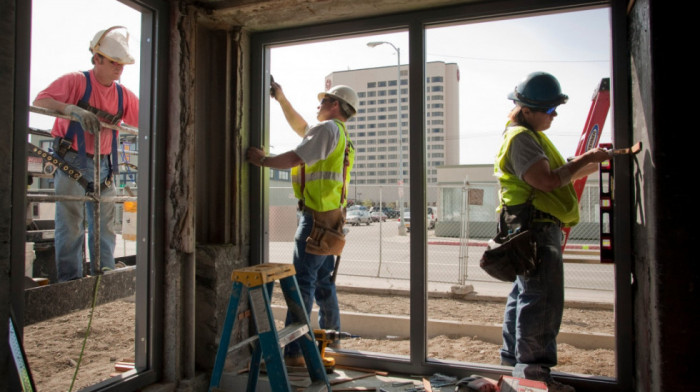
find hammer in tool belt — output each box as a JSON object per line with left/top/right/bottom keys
{"left": 331, "top": 255, "right": 341, "bottom": 283}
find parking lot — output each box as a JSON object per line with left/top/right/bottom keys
{"left": 269, "top": 219, "right": 614, "bottom": 291}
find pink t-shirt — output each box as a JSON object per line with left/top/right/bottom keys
{"left": 35, "top": 70, "right": 139, "bottom": 155}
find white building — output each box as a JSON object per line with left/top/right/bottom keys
{"left": 435, "top": 164, "right": 602, "bottom": 240}
{"left": 324, "top": 61, "right": 459, "bottom": 207}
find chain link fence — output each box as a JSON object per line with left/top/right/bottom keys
{"left": 269, "top": 180, "right": 614, "bottom": 291}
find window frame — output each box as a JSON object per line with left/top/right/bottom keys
{"left": 249, "top": 1, "right": 631, "bottom": 390}
{"left": 15, "top": 1, "right": 170, "bottom": 390}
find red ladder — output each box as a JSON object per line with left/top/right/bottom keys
{"left": 562, "top": 78, "right": 611, "bottom": 249}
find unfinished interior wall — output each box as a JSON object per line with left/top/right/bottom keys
{"left": 193, "top": 21, "right": 252, "bottom": 371}
{"left": 199, "top": 0, "right": 463, "bottom": 32}
{"left": 163, "top": 1, "right": 198, "bottom": 384}
{"left": 194, "top": 4, "right": 250, "bottom": 378}
{"left": 629, "top": 0, "right": 655, "bottom": 388}
{"left": 629, "top": 0, "right": 693, "bottom": 390}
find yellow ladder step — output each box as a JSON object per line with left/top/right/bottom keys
{"left": 231, "top": 263, "right": 296, "bottom": 287}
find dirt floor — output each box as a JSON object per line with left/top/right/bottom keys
{"left": 23, "top": 297, "right": 137, "bottom": 391}
{"left": 22, "top": 291, "right": 614, "bottom": 390}
{"left": 330, "top": 292, "right": 615, "bottom": 378}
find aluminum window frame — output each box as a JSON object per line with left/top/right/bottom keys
{"left": 249, "top": 0, "right": 631, "bottom": 390}
{"left": 11, "top": 0, "right": 170, "bottom": 390}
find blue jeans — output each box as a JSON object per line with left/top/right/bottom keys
{"left": 284, "top": 211, "right": 340, "bottom": 358}
{"left": 500, "top": 222, "right": 564, "bottom": 381}
{"left": 54, "top": 150, "right": 116, "bottom": 281}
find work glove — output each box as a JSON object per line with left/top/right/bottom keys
{"left": 62, "top": 104, "right": 100, "bottom": 135}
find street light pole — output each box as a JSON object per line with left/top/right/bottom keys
{"left": 367, "top": 40, "right": 406, "bottom": 235}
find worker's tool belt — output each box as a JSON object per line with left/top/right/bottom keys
{"left": 305, "top": 207, "right": 346, "bottom": 256}
{"left": 531, "top": 208, "right": 563, "bottom": 228}
{"left": 30, "top": 141, "right": 113, "bottom": 194}
{"left": 480, "top": 202, "right": 538, "bottom": 282}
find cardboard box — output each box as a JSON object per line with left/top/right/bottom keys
{"left": 498, "top": 375, "right": 548, "bottom": 392}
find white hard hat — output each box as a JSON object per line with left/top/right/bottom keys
{"left": 90, "top": 26, "right": 135, "bottom": 65}
{"left": 318, "top": 85, "right": 359, "bottom": 115}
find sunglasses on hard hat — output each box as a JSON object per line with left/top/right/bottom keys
{"left": 532, "top": 106, "right": 558, "bottom": 115}
{"left": 320, "top": 97, "right": 336, "bottom": 105}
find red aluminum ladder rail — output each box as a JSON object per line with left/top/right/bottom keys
{"left": 562, "top": 77, "right": 611, "bottom": 250}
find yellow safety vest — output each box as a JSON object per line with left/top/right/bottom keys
{"left": 292, "top": 120, "right": 355, "bottom": 212}
{"left": 494, "top": 124, "right": 579, "bottom": 227}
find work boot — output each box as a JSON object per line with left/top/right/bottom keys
{"left": 544, "top": 378, "right": 575, "bottom": 392}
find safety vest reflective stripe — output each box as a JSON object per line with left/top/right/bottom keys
{"left": 307, "top": 170, "right": 344, "bottom": 183}
{"left": 292, "top": 120, "right": 354, "bottom": 212}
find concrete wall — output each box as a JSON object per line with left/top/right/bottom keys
{"left": 162, "top": 2, "right": 252, "bottom": 384}
{"left": 628, "top": 1, "right": 694, "bottom": 390}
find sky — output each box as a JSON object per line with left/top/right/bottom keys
{"left": 29, "top": 1, "right": 612, "bottom": 165}
{"left": 268, "top": 7, "right": 612, "bottom": 164}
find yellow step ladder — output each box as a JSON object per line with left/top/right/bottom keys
{"left": 208, "top": 263, "right": 330, "bottom": 391}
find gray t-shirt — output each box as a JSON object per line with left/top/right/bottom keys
{"left": 294, "top": 120, "right": 340, "bottom": 166}
{"left": 504, "top": 131, "right": 547, "bottom": 180}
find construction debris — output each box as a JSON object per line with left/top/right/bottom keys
{"left": 110, "top": 358, "right": 135, "bottom": 377}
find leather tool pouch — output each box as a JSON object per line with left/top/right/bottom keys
{"left": 306, "top": 208, "right": 346, "bottom": 256}
{"left": 479, "top": 203, "right": 538, "bottom": 282}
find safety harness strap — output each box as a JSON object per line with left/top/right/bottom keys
{"left": 62, "top": 71, "right": 122, "bottom": 175}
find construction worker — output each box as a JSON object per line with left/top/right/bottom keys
{"left": 247, "top": 80, "right": 357, "bottom": 366}
{"left": 33, "top": 26, "right": 139, "bottom": 282}
{"left": 495, "top": 72, "right": 609, "bottom": 392}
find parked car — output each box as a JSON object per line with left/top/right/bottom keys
{"left": 346, "top": 209, "right": 371, "bottom": 226}
{"left": 399, "top": 209, "right": 411, "bottom": 232}
{"left": 383, "top": 207, "right": 399, "bottom": 219}
{"left": 370, "top": 210, "right": 387, "bottom": 222}
{"left": 399, "top": 209, "right": 435, "bottom": 231}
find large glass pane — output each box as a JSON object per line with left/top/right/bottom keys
{"left": 25, "top": 0, "right": 142, "bottom": 389}
{"left": 425, "top": 8, "right": 616, "bottom": 378}
{"left": 266, "top": 31, "right": 414, "bottom": 359}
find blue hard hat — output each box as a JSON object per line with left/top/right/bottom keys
{"left": 508, "top": 72, "right": 568, "bottom": 109}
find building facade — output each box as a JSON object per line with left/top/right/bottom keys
{"left": 325, "top": 61, "right": 459, "bottom": 207}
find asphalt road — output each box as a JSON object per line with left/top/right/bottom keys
{"left": 269, "top": 219, "right": 615, "bottom": 291}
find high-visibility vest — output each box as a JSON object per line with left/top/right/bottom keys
{"left": 494, "top": 124, "right": 579, "bottom": 227}
{"left": 292, "top": 120, "right": 355, "bottom": 212}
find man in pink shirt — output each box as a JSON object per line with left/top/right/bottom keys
{"left": 33, "top": 26, "right": 139, "bottom": 281}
